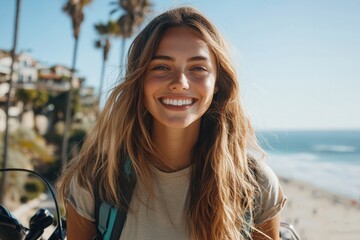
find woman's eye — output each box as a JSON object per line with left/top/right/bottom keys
{"left": 152, "top": 65, "right": 169, "bottom": 71}
{"left": 192, "top": 66, "right": 207, "bottom": 71}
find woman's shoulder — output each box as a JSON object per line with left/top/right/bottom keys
{"left": 66, "top": 173, "right": 96, "bottom": 222}
{"left": 248, "top": 155, "right": 280, "bottom": 190}
{"left": 256, "top": 160, "right": 280, "bottom": 189}
{"left": 253, "top": 160, "right": 286, "bottom": 225}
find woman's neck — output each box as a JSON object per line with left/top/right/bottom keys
{"left": 151, "top": 120, "right": 200, "bottom": 172}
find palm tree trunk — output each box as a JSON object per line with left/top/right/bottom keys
{"left": 0, "top": 0, "right": 22, "bottom": 204}
{"left": 98, "top": 56, "right": 106, "bottom": 110}
{"left": 61, "top": 36, "right": 79, "bottom": 164}
{"left": 120, "top": 37, "right": 126, "bottom": 78}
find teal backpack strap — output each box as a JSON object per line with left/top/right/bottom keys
{"left": 94, "top": 158, "right": 135, "bottom": 240}
{"left": 98, "top": 202, "right": 121, "bottom": 240}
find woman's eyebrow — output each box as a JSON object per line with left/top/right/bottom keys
{"left": 188, "top": 56, "right": 209, "bottom": 62}
{"left": 151, "top": 55, "right": 209, "bottom": 62}
{"left": 152, "top": 55, "right": 174, "bottom": 61}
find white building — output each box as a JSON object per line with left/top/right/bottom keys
{"left": 0, "top": 50, "right": 11, "bottom": 82}
{"left": 0, "top": 48, "right": 95, "bottom": 135}
{"left": 37, "top": 64, "right": 82, "bottom": 91}
{"left": 0, "top": 50, "right": 38, "bottom": 85}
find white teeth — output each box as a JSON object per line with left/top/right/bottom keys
{"left": 161, "top": 98, "right": 193, "bottom": 106}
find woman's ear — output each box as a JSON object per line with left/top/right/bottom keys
{"left": 214, "top": 85, "right": 219, "bottom": 94}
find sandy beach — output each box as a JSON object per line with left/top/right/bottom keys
{"left": 279, "top": 178, "right": 360, "bottom": 240}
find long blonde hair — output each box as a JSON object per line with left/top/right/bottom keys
{"left": 57, "top": 6, "right": 262, "bottom": 240}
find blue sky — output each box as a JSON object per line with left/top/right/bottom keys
{"left": 1, "top": 0, "right": 359, "bottom": 130}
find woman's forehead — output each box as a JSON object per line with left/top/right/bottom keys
{"left": 153, "top": 26, "right": 214, "bottom": 60}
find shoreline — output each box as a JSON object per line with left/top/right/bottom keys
{"left": 280, "top": 177, "right": 360, "bottom": 207}
{"left": 279, "top": 177, "right": 360, "bottom": 240}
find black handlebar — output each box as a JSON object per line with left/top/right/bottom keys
{"left": 0, "top": 168, "right": 65, "bottom": 240}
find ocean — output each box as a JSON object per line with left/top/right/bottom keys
{"left": 257, "top": 130, "right": 360, "bottom": 201}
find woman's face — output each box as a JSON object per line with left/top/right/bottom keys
{"left": 144, "top": 26, "right": 218, "bottom": 129}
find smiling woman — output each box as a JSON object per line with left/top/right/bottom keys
{"left": 56, "top": 6, "right": 285, "bottom": 240}
{"left": 144, "top": 26, "right": 217, "bottom": 130}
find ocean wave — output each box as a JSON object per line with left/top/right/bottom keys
{"left": 267, "top": 155, "right": 360, "bottom": 199}
{"left": 313, "top": 144, "right": 357, "bottom": 153}
{"left": 269, "top": 152, "right": 318, "bottom": 161}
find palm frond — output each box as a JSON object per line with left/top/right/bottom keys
{"left": 109, "top": 1, "right": 118, "bottom": 6}
{"left": 94, "top": 39, "right": 102, "bottom": 48}
{"left": 110, "top": 8, "right": 119, "bottom": 15}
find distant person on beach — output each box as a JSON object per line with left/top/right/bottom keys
{"left": 57, "top": 6, "right": 286, "bottom": 240}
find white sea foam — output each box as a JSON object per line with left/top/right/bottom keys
{"left": 289, "top": 152, "right": 318, "bottom": 161}
{"left": 267, "top": 153, "right": 360, "bottom": 200}
{"left": 313, "top": 144, "right": 357, "bottom": 153}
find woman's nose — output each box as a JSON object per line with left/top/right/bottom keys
{"left": 169, "top": 72, "right": 190, "bottom": 90}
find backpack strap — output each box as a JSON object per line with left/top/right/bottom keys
{"left": 97, "top": 202, "right": 122, "bottom": 240}
{"left": 94, "top": 158, "right": 135, "bottom": 240}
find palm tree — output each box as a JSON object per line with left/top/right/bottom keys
{"left": 61, "top": 0, "right": 91, "bottom": 164}
{"left": 94, "top": 21, "right": 116, "bottom": 109}
{"left": 110, "top": 0, "right": 152, "bottom": 71}
{"left": 0, "top": 0, "right": 22, "bottom": 204}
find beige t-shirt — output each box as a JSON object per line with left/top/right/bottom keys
{"left": 67, "top": 162, "right": 285, "bottom": 240}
